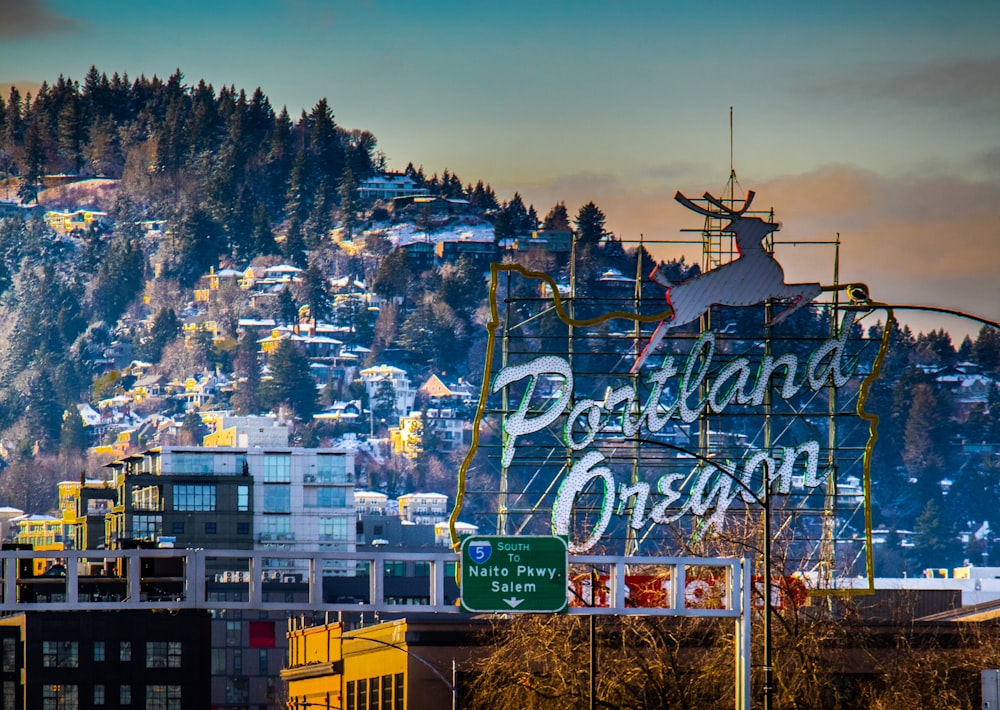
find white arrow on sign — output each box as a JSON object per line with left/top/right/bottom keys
{"left": 503, "top": 597, "right": 523, "bottom": 608}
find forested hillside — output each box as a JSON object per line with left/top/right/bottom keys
{"left": 0, "top": 68, "right": 998, "bottom": 573}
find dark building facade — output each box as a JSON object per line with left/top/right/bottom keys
{"left": 0, "top": 609, "right": 211, "bottom": 709}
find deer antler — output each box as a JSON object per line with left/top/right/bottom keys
{"left": 703, "top": 191, "right": 755, "bottom": 215}
{"left": 674, "top": 190, "right": 756, "bottom": 218}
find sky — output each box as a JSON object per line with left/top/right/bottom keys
{"left": 2, "top": 0, "right": 998, "bottom": 341}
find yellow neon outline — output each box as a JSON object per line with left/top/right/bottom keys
{"left": 447, "top": 266, "right": 978, "bottom": 597}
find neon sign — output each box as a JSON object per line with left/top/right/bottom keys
{"left": 494, "top": 311, "right": 855, "bottom": 551}
{"left": 451, "top": 190, "right": 892, "bottom": 592}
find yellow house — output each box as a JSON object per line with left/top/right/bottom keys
{"left": 11, "top": 514, "right": 69, "bottom": 574}
{"left": 283, "top": 617, "right": 482, "bottom": 710}
{"left": 389, "top": 411, "right": 423, "bottom": 459}
{"left": 44, "top": 209, "right": 107, "bottom": 234}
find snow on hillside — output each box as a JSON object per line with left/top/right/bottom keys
{"left": 370, "top": 221, "right": 495, "bottom": 247}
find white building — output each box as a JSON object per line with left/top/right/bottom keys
{"left": 354, "top": 491, "right": 389, "bottom": 516}
{"left": 397, "top": 493, "right": 449, "bottom": 525}
{"left": 136, "top": 445, "right": 356, "bottom": 576}
{"left": 357, "top": 172, "right": 428, "bottom": 202}
{"left": 360, "top": 365, "right": 417, "bottom": 417}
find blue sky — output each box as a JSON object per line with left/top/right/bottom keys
{"left": 2, "top": 0, "right": 999, "bottom": 339}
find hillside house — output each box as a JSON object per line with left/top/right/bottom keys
{"left": 359, "top": 365, "right": 417, "bottom": 418}
{"left": 357, "top": 172, "right": 428, "bottom": 202}
{"left": 44, "top": 208, "right": 107, "bottom": 234}
{"left": 397, "top": 493, "right": 448, "bottom": 525}
{"left": 418, "top": 375, "right": 475, "bottom": 405}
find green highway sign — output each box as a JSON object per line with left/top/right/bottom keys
{"left": 460, "top": 535, "right": 568, "bottom": 613}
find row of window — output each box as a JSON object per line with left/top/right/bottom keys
{"left": 150, "top": 452, "right": 351, "bottom": 481}
{"left": 40, "top": 641, "right": 179, "bottom": 668}
{"left": 39, "top": 682, "right": 180, "bottom": 708}
{"left": 344, "top": 673, "right": 405, "bottom": 710}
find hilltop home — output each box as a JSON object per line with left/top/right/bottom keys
{"left": 360, "top": 365, "right": 417, "bottom": 418}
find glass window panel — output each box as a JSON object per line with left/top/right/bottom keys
{"left": 263, "top": 454, "right": 291, "bottom": 482}
{"left": 173, "top": 484, "right": 216, "bottom": 511}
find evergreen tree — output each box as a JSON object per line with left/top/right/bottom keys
{"left": 911, "top": 498, "right": 962, "bottom": 570}
{"left": 231, "top": 333, "right": 263, "bottom": 415}
{"left": 91, "top": 234, "right": 145, "bottom": 323}
{"left": 371, "top": 248, "right": 413, "bottom": 301}
{"left": 285, "top": 144, "right": 312, "bottom": 223}
{"left": 23, "top": 372, "right": 64, "bottom": 455}
{"left": 337, "top": 164, "right": 360, "bottom": 239}
{"left": 262, "top": 339, "right": 318, "bottom": 421}
{"left": 136, "top": 307, "right": 181, "bottom": 362}
{"left": 575, "top": 201, "right": 608, "bottom": 245}
{"left": 18, "top": 119, "right": 46, "bottom": 203}
{"left": 305, "top": 178, "right": 334, "bottom": 248}
{"left": 973, "top": 326, "right": 1000, "bottom": 372}
{"left": 543, "top": 201, "right": 571, "bottom": 231}
{"left": 248, "top": 202, "right": 279, "bottom": 259}
{"left": 60, "top": 408, "right": 90, "bottom": 457}
{"left": 178, "top": 410, "right": 209, "bottom": 445}
{"left": 902, "top": 382, "right": 952, "bottom": 501}
{"left": 296, "top": 263, "right": 334, "bottom": 323}
{"left": 277, "top": 286, "right": 299, "bottom": 327}
{"left": 282, "top": 217, "right": 308, "bottom": 268}
{"left": 307, "top": 98, "right": 344, "bottom": 196}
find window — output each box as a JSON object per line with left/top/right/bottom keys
{"left": 237, "top": 521, "right": 250, "bottom": 535}
{"left": 171, "top": 521, "right": 184, "bottom": 535}
{"left": 259, "top": 648, "right": 269, "bottom": 674}
{"left": 173, "top": 484, "right": 216, "bottom": 511}
{"left": 261, "top": 516, "right": 291, "bottom": 538}
{"left": 414, "top": 561, "right": 430, "bottom": 577}
{"left": 130, "top": 514, "right": 162, "bottom": 538}
{"left": 94, "top": 640, "right": 105, "bottom": 662}
{"left": 42, "top": 683, "right": 78, "bottom": 709}
{"left": 394, "top": 673, "right": 404, "bottom": 710}
{"left": 146, "top": 641, "right": 181, "bottom": 668}
{"left": 314, "top": 486, "right": 347, "bottom": 507}
{"left": 225, "top": 677, "right": 248, "bottom": 704}
{"left": 237, "top": 485, "right": 250, "bottom": 512}
{"left": 316, "top": 454, "right": 348, "bottom": 483}
{"left": 263, "top": 485, "right": 291, "bottom": 513}
{"left": 346, "top": 681, "right": 355, "bottom": 710}
{"left": 384, "top": 561, "right": 405, "bottom": 576}
{"left": 263, "top": 454, "right": 290, "bottom": 482}
{"left": 2, "top": 637, "right": 15, "bottom": 672}
{"left": 145, "top": 684, "right": 181, "bottom": 710}
{"left": 371, "top": 675, "right": 381, "bottom": 709}
{"left": 233, "top": 648, "right": 242, "bottom": 673}
{"left": 120, "top": 641, "right": 131, "bottom": 662}
{"left": 357, "top": 679, "right": 368, "bottom": 709}
{"left": 42, "top": 640, "right": 78, "bottom": 668}
{"left": 205, "top": 522, "right": 217, "bottom": 535}
{"left": 119, "top": 685, "right": 131, "bottom": 705}
{"left": 320, "top": 516, "right": 349, "bottom": 541}
{"left": 3, "top": 682, "right": 15, "bottom": 708}
{"left": 94, "top": 684, "right": 105, "bottom": 705}
{"left": 226, "top": 621, "right": 241, "bottom": 646}
{"left": 211, "top": 648, "right": 226, "bottom": 674}
{"left": 382, "top": 675, "right": 392, "bottom": 708}
{"left": 169, "top": 453, "right": 213, "bottom": 474}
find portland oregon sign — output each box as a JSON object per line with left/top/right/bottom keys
{"left": 451, "top": 189, "right": 889, "bottom": 594}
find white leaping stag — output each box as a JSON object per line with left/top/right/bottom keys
{"left": 631, "top": 190, "right": 822, "bottom": 373}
